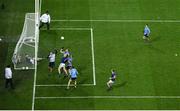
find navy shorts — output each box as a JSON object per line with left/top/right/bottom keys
{"left": 144, "top": 34, "right": 149, "bottom": 37}
{"left": 71, "top": 78, "right": 77, "bottom": 80}
{"left": 66, "top": 66, "right": 72, "bottom": 70}
{"left": 49, "top": 62, "right": 55, "bottom": 68}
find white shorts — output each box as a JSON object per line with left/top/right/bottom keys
{"left": 108, "top": 80, "right": 115, "bottom": 84}
{"left": 59, "top": 63, "right": 65, "bottom": 69}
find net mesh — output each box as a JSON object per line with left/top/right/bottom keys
{"left": 12, "top": 13, "right": 36, "bottom": 70}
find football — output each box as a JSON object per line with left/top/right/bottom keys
{"left": 61, "top": 36, "right": 64, "bottom": 40}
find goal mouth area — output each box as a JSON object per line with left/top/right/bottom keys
{"left": 12, "top": 13, "right": 37, "bottom": 70}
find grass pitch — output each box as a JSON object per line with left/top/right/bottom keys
{"left": 35, "top": 21, "right": 180, "bottom": 110}
{"left": 0, "top": 0, "right": 180, "bottom": 110}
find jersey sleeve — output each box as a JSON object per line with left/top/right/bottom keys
{"left": 48, "top": 15, "right": 51, "bottom": 23}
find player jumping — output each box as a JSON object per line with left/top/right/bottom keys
{"left": 107, "top": 69, "right": 116, "bottom": 90}
{"left": 60, "top": 47, "right": 70, "bottom": 57}
{"left": 58, "top": 56, "right": 68, "bottom": 77}
{"left": 143, "top": 24, "right": 151, "bottom": 42}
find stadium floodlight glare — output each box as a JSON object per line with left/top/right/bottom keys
{"left": 12, "top": 13, "right": 37, "bottom": 70}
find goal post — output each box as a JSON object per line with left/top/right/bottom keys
{"left": 32, "top": 0, "right": 40, "bottom": 110}
{"left": 12, "top": 13, "right": 38, "bottom": 70}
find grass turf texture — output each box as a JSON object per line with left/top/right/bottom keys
{"left": 0, "top": 0, "right": 34, "bottom": 109}
{"left": 35, "top": 22, "right": 180, "bottom": 110}
{"left": 0, "top": 0, "right": 180, "bottom": 110}
{"left": 37, "top": 29, "right": 93, "bottom": 85}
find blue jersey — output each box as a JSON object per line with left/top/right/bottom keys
{"left": 61, "top": 57, "right": 68, "bottom": 63}
{"left": 111, "top": 72, "right": 116, "bottom": 81}
{"left": 64, "top": 51, "right": 70, "bottom": 56}
{"left": 67, "top": 57, "right": 72, "bottom": 67}
{"left": 70, "top": 68, "right": 78, "bottom": 78}
{"left": 144, "top": 25, "right": 150, "bottom": 35}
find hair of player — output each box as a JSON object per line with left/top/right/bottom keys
{"left": 111, "top": 69, "right": 115, "bottom": 72}
{"left": 7, "top": 65, "right": 11, "bottom": 68}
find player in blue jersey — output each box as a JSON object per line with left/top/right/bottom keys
{"left": 107, "top": 69, "right": 116, "bottom": 89}
{"left": 143, "top": 24, "right": 151, "bottom": 41}
{"left": 67, "top": 66, "right": 78, "bottom": 89}
{"left": 66, "top": 56, "right": 73, "bottom": 72}
{"left": 58, "top": 56, "right": 68, "bottom": 77}
{"left": 60, "top": 47, "right": 70, "bottom": 57}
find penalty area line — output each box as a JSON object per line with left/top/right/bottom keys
{"left": 36, "top": 84, "right": 94, "bottom": 87}
{"left": 41, "top": 27, "right": 91, "bottom": 30}
{"left": 90, "top": 28, "right": 96, "bottom": 85}
{"left": 35, "top": 96, "right": 180, "bottom": 99}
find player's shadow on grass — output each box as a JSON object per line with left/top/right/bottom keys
{"left": 114, "top": 81, "right": 127, "bottom": 88}
{"left": 78, "top": 78, "right": 89, "bottom": 84}
{"left": 151, "top": 36, "right": 161, "bottom": 42}
{"left": 107, "top": 81, "right": 127, "bottom": 91}
{"left": 147, "top": 45, "right": 165, "bottom": 54}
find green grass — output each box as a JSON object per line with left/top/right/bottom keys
{"left": 1, "top": 0, "right": 180, "bottom": 110}
{"left": 37, "top": 29, "right": 93, "bottom": 85}
{"left": 35, "top": 22, "right": 180, "bottom": 109}
{"left": 0, "top": 0, "right": 34, "bottom": 109}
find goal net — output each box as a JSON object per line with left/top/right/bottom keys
{"left": 12, "top": 13, "right": 37, "bottom": 70}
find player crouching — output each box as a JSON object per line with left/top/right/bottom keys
{"left": 67, "top": 66, "right": 78, "bottom": 89}
{"left": 107, "top": 69, "right": 116, "bottom": 90}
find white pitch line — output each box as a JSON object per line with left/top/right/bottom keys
{"left": 51, "top": 19, "right": 180, "bottom": 23}
{"left": 32, "top": 2, "right": 40, "bottom": 110}
{"left": 41, "top": 27, "right": 91, "bottom": 31}
{"left": 40, "top": 0, "right": 42, "bottom": 15}
{"left": 35, "top": 96, "right": 180, "bottom": 99}
{"left": 36, "top": 84, "right": 94, "bottom": 87}
{"left": 90, "top": 28, "right": 96, "bottom": 85}
{"left": 40, "top": 27, "right": 96, "bottom": 86}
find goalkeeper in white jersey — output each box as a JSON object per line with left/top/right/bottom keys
{"left": 39, "top": 11, "right": 51, "bottom": 30}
